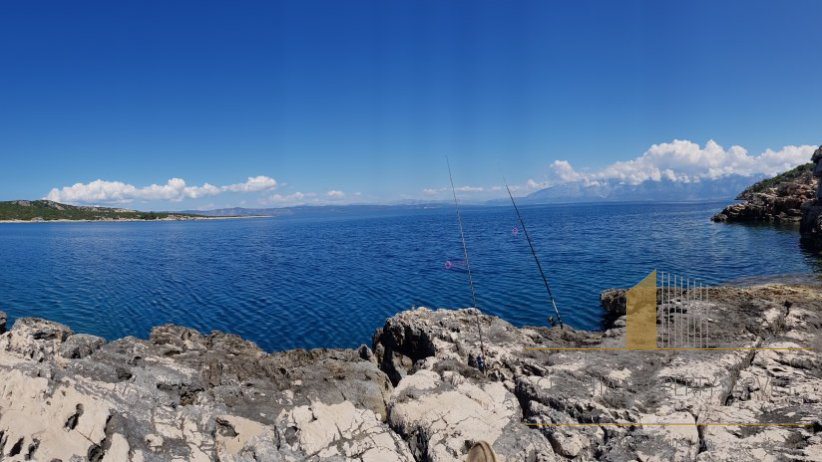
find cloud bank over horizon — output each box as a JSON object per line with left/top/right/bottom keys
{"left": 550, "top": 140, "right": 816, "bottom": 187}
{"left": 43, "top": 140, "right": 819, "bottom": 208}
{"left": 45, "top": 176, "right": 277, "bottom": 204}
{"left": 416, "top": 139, "right": 817, "bottom": 202}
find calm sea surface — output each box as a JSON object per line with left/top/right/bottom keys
{"left": 0, "top": 202, "right": 820, "bottom": 351}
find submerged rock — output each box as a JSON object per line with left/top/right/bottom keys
{"left": 0, "top": 284, "right": 819, "bottom": 460}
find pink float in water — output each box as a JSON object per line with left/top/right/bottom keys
{"left": 443, "top": 259, "right": 467, "bottom": 271}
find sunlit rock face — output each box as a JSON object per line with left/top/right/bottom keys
{"left": 0, "top": 282, "right": 820, "bottom": 461}
{"left": 712, "top": 158, "right": 819, "bottom": 224}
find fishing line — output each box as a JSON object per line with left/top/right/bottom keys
{"left": 446, "top": 157, "right": 486, "bottom": 371}
{"left": 505, "top": 181, "right": 564, "bottom": 328}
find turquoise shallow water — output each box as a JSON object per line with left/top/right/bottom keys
{"left": 0, "top": 201, "right": 819, "bottom": 351}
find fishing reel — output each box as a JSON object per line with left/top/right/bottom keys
{"left": 470, "top": 353, "right": 486, "bottom": 373}
{"left": 477, "top": 354, "right": 486, "bottom": 372}
{"left": 547, "top": 316, "right": 564, "bottom": 329}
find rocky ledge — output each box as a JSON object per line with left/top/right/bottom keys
{"left": 801, "top": 203, "right": 822, "bottom": 248}
{"left": 0, "top": 284, "right": 821, "bottom": 461}
{"left": 712, "top": 162, "right": 817, "bottom": 224}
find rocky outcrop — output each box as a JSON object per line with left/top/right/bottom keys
{"left": 800, "top": 146, "right": 822, "bottom": 247}
{"left": 375, "top": 285, "right": 822, "bottom": 461}
{"left": 0, "top": 316, "right": 411, "bottom": 461}
{"left": 712, "top": 163, "right": 817, "bottom": 223}
{"left": 713, "top": 144, "right": 822, "bottom": 251}
{"left": 0, "top": 284, "right": 820, "bottom": 461}
{"left": 801, "top": 203, "right": 822, "bottom": 244}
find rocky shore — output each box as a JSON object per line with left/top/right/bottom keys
{"left": 711, "top": 144, "right": 822, "bottom": 249}
{"left": 711, "top": 163, "right": 816, "bottom": 224}
{"left": 802, "top": 204, "right": 822, "bottom": 246}
{"left": 0, "top": 284, "right": 820, "bottom": 461}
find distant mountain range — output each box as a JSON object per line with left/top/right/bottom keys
{"left": 0, "top": 175, "right": 767, "bottom": 221}
{"left": 184, "top": 176, "right": 764, "bottom": 217}
{"left": 511, "top": 174, "right": 766, "bottom": 204}
{"left": 180, "top": 203, "right": 454, "bottom": 218}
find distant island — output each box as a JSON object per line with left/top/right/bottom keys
{"left": 0, "top": 200, "right": 210, "bottom": 222}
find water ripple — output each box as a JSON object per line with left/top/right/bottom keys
{"left": 0, "top": 202, "right": 819, "bottom": 351}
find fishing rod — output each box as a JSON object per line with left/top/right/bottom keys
{"left": 446, "top": 157, "right": 486, "bottom": 372}
{"left": 505, "top": 182, "right": 564, "bottom": 328}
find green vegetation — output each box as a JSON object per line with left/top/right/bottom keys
{"left": 0, "top": 200, "right": 204, "bottom": 221}
{"left": 736, "top": 163, "right": 814, "bottom": 200}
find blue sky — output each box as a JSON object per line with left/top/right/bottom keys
{"left": 1, "top": 1, "right": 821, "bottom": 210}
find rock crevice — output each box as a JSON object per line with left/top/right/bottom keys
{"left": 0, "top": 284, "right": 819, "bottom": 460}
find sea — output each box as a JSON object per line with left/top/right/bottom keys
{"left": 0, "top": 201, "right": 819, "bottom": 351}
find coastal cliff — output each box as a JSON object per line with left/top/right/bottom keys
{"left": 711, "top": 144, "right": 822, "bottom": 249}
{"left": 801, "top": 147, "right": 822, "bottom": 245}
{"left": 0, "top": 284, "right": 820, "bottom": 461}
{"left": 802, "top": 203, "right": 822, "bottom": 245}
{"left": 711, "top": 163, "right": 817, "bottom": 223}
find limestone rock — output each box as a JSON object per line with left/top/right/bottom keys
{"left": 712, "top": 162, "right": 817, "bottom": 224}
{"left": 60, "top": 333, "right": 106, "bottom": 359}
{"left": 0, "top": 315, "right": 405, "bottom": 461}
{"left": 0, "top": 283, "right": 819, "bottom": 461}
{"left": 800, "top": 204, "right": 822, "bottom": 249}
{"left": 0, "top": 317, "right": 72, "bottom": 362}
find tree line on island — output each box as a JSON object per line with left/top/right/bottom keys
{"left": 0, "top": 200, "right": 205, "bottom": 221}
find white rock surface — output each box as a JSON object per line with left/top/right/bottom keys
{"left": 0, "top": 283, "right": 818, "bottom": 461}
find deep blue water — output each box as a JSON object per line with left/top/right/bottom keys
{"left": 1, "top": 202, "right": 820, "bottom": 351}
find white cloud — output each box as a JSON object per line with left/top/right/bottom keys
{"left": 46, "top": 176, "right": 278, "bottom": 204}
{"left": 262, "top": 190, "right": 360, "bottom": 206}
{"left": 222, "top": 176, "right": 277, "bottom": 192}
{"left": 526, "top": 179, "right": 548, "bottom": 189}
{"left": 267, "top": 192, "right": 306, "bottom": 203}
{"left": 550, "top": 140, "right": 817, "bottom": 186}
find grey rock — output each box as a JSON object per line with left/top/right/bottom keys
{"left": 0, "top": 317, "right": 73, "bottom": 361}
{"left": 0, "top": 319, "right": 407, "bottom": 461}
{"left": 372, "top": 284, "right": 822, "bottom": 461}
{"left": 813, "top": 145, "right": 822, "bottom": 196}
{"left": 0, "top": 284, "right": 819, "bottom": 461}
{"left": 800, "top": 145, "right": 822, "bottom": 248}
{"left": 60, "top": 333, "right": 105, "bottom": 359}
{"left": 713, "top": 158, "right": 818, "bottom": 224}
